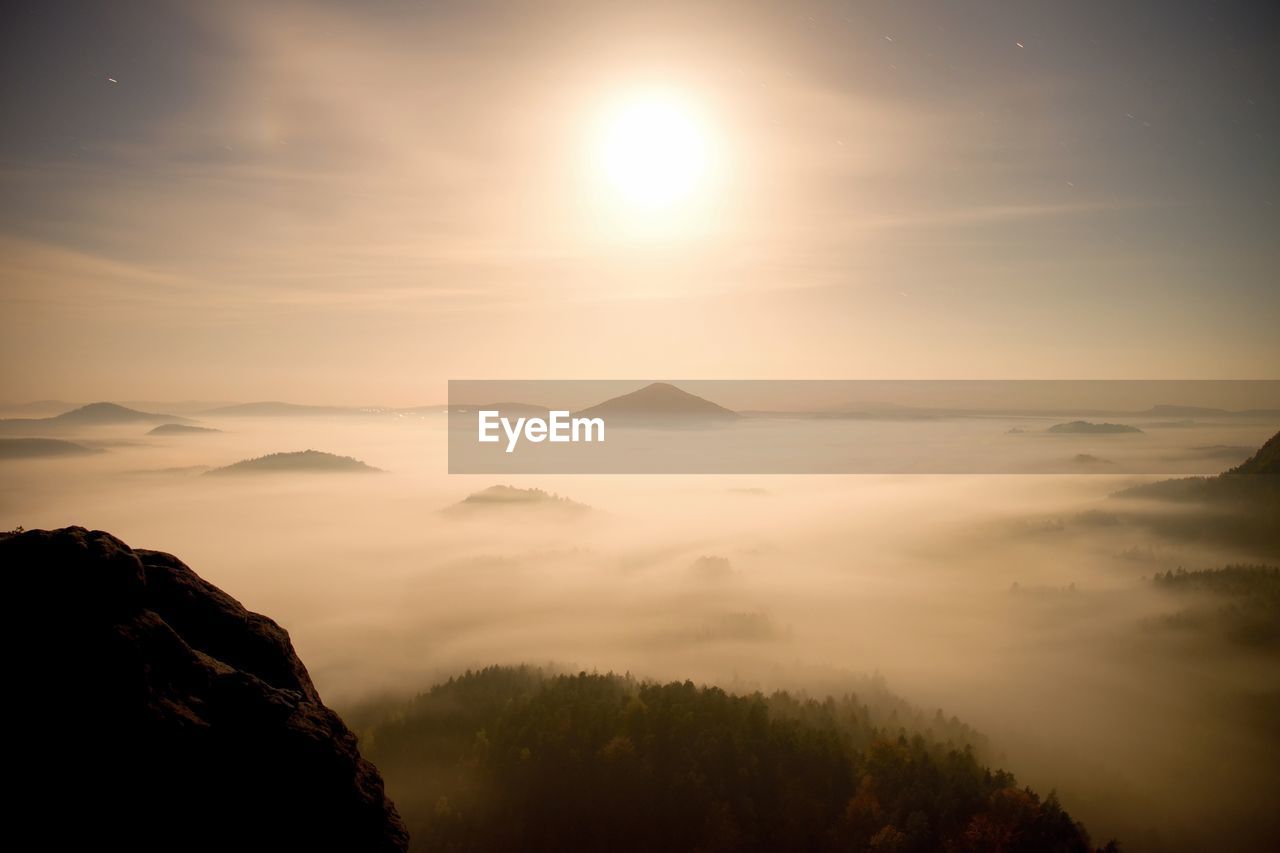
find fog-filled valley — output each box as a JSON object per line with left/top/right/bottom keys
{"left": 6, "top": 0, "right": 1280, "bottom": 848}
{"left": 3, "top": 404, "right": 1279, "bottom": 850}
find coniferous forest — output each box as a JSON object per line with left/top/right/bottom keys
{"left": 356, "top": 666, "right": 1111, "bottom": 853}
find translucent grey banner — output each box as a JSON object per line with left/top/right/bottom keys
{"left": 448, "top": 380, "right": 1280, "bottom": 474}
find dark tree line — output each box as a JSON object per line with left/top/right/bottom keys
{"left": 1152, "top": 565, "right": 1280, "bottom": 648}
{"left": 357, "top": 666, "right": 1111, "bottom": 852}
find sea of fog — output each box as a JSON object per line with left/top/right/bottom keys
{"left": 2, "top": 412, "right": 1279, "bottom": 851}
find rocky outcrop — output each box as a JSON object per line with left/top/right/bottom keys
{"left": 1, "top": 526, "right": 408, "bottom": 852}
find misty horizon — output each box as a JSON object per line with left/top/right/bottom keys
{"left": 3, "top": 2, "right": 1278, "bottom": 851}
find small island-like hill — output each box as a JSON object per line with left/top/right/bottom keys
{"left": 205, "top": 450, "right": 381, "bottom": 475}
{"left": 1048, "top": 420, "right": 1143, "bottom": 434}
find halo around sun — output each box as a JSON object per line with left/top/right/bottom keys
{"left": 591, "top": 91, "right": 717, "bottom": 219}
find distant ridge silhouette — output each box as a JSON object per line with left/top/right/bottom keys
{"left": 449, "top": 402, "right": 548, "bottom": 416}
{"left": 53, "top": 402, "right": 186, "bottom": 424}
{"left": 0, "top": 402, "right": 189, "bottom": 433}
{"left": 201, "top": 401, "right": 374, "bottom": 417}
{"left": 0, "top": 437, "right": 102, "bottom": 458}
{"left": 1136, "top": 404, "right": 1280, "bottom": 418}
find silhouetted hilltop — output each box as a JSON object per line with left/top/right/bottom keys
{"left": 1103, "top": 431, "right": 1280, "bottom": 556}
{"left": 148, "top": 423, "right": 222, "bottom": 435}
{"left": 1227, "top": 430, "right": 1280, "bottom": 475}
{"left": 0, "top": 527, "right": 408, "bottom": 852}
{"left": 445, "top": 484, "right": 590, "bottom": 515}
{"left": 57, "top": 401, "right": 186, "bottom": 424}
{"left": 577, "top": 382, "right": 738, "bottom": 421}
{"left": 0, "top": 402, "right": 187, "bottom": 432}
{"left": 1117, "top": 430, "right": 1280, "bottom": 504}
{"left": 206, "top": 450, "right": 381, "bottom": 475}
{"left": 0, "top": 437, "right": 101, "bottom": 458}
{"left": 1049, "top": 421, "right": 1142, "bottom": 434}
{"left": 202, "top": 401, "right": 370, "bottom": 417}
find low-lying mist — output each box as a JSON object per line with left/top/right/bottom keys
{"left": 2, "top": 413, "right": 1278, "bottom": 850}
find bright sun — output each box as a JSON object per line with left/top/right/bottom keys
{"left": 594, "top": 93, "right": 714, "bottom": 214}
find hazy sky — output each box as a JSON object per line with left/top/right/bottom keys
{"left": 2, "top": 0, "right": 1278, "bottom": 404}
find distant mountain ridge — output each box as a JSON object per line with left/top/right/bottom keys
{"left": 1140, "top": 404, "right": 1231, "bottom": 417}
{"left": 201, "top": 401, "right": 377, "bottom": 417}
{"left": 448, "top": 402, "right": 548, "bottom": 416}
{"left": 54, "top": 402, "right": 187, "bottom": 424}
{"left": 0, "top": 437, "right": 102, "bottom": 458}
{"left": 6, "top": 396, "right": 1276, "bottom": 422}
{"left": 1137, "top": 404, "right": 1280, "bottom": 418}
{"left": 0, "top": 402, "right": 189, "bottom": 433}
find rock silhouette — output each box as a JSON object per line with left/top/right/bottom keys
{"left": 1, "top": 526, "right": 409, "bottom": 852}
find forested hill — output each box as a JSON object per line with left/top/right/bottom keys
{"left": 1107, "top": 430, "right": 1280, "bottom": 556}
{"left": 356, "top": 666, "right": 1110, "bottom": 853}
{"left": 1151, "top": 565, "right": 1280, "bottom": 649}
{"left": 1117, "top": 428, "right": 1280, "bottom": 505}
